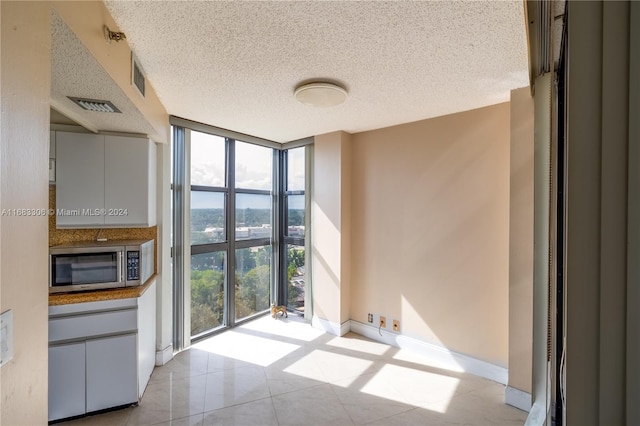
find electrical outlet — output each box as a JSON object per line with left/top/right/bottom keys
{"left": 367, "top": 313, "right": 373, "bottom": 323}
{"left": 379, "top": 316, "right": 386, "bottom": 328}
{"left": 393, "top": 320, "right": 400, "bottom": 332}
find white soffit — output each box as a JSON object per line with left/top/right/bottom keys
{"left": 51, "top": 12, "right": 156, "bottom": 136}
{"left": 104, "top": 1, "right": 529, "bottom": 143}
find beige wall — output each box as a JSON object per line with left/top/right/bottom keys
{"left": 350, "top": 104, "right": 511, "bottom": 366}
{"left": 508, "top": 87, "right": 534, "bottom": 393}
{"left": 0, "top": 2, "right": 51, "bottom": 424}
{"left": 312, "top": 131, "right": 352, "bottom": 326}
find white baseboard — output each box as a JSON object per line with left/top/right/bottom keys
{"left": 311, "top": 316, "right": 351, "bottom": 336}
{"left": 155, "top": 344, "right": 174, "bottom": 366}
{"left": 505, "top": 385, "right": 532, "bottom": 412}
{"left": 349, "top": 320, "right": 508, "bottom": 385}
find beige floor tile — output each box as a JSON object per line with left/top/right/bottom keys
{"left": 149, "top": 348, "right": 210, "bottom": 385}
{"left": 57, "top": 406, "right": 134, "bottom": 426}
{"left": 202, "top": 397, "right": 278, "bottom": 426}
{"left": 307, "top": 349, "right": 386, "bottom": 384}
{"left": 58, "top": 315, "right": 527, "bottom": 426}
{"left": 151, "top": 413, "right": 205, "bottom": 426}
{"left": 272, "top": 384, "right": 354, "bottom": 426}
{"left": 127, "top": 375, "right": 207, "bottom": 425}
{"left": 331, "top": 379, "right": 414, "bottom": 425}
{"left": 203, "top": 365, "right": 271, "bottom": 412}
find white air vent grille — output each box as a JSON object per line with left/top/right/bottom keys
{"left": 68, "top": 97, "right": 121, "bottom": 113}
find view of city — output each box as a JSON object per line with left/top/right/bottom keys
{"left": 190, "top": 207, "right": 305, "bottom": 336}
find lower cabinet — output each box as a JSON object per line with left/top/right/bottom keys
{"left": 48, "top": 343, "right": 86, "bottom": 421}
{"left": 86, "top": 334, "right": 138, "bottom": 412}
{"left": 48, "top": 283, "right": 156, "bottom": 422}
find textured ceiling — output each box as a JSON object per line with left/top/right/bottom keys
{"left": 96, "top": 1, "right": 529, "bottom": 143}
{"left": 51, "top": 12, "right": 156, "bottom": 136}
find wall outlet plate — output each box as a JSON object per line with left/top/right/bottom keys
{"left": 379, "top": 316, "right": 386, "bottom": 328}
{"left": 367, "top": 313, "right": 373, "bottom": 323}
{"left": 0, "top": 310, "right": 13, "bottom": 367}
{"left": 393, "top": 320, "right": 400, "bottom": 332}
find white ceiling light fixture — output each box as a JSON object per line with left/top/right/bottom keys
{"left": 294, "top": 82, "right": 348, "bottom": 108}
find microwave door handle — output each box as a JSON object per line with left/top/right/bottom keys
{"left": 118, "top": 251, "right": 124, "bottom": 283}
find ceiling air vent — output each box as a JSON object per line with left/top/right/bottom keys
{"left": 131, "top": 54, "right": 145, "bottom": 97}
{"left": 68, "top": 97, "right": 121, "bottom": 113}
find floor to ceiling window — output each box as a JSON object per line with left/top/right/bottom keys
{"left": 233, "top": 141, "right": 274, "bottom": 321}
{"left": 189, "top": 132, "right": 227, "bottom": 337}
{"left": 280, "top": 146, "right": 307, "bottom": 315}
{"left": 171, "top": 117, "right": 312, "bottom": 347}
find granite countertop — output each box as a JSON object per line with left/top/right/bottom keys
{"left": 49, "top": 274, "right": 157, "bottom": 306}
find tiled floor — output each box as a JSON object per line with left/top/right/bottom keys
{"left": 59, "top": 315, "right": 526, "bottom": 425}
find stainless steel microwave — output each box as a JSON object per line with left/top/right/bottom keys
{"left": 49, "top": 239, "right": 154, "bottom": 293}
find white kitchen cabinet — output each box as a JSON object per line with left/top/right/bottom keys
{"left": 48, "top": 280, "right": 157, "bottom": 422}
{"left": 55, "top": 132, "right": 104, "bottom": 227}
{"left": 104, "top": 135, "right": 156, "bottom": 227}
{"left": 48, "top": 342, "right": 86, "bottom": 422}
{"left": 86, "top": 334, "right": 138, "bottom": 412}
{"left": 55, "top": 131, "right": 156, "bottom": 228}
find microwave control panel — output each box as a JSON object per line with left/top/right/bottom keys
{"left": 127, "top": 251, "right": 140, "bottom": 281}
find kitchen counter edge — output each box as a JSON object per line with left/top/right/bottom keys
{"left": 48, "top": 274, "right": 157, "bottom": 306}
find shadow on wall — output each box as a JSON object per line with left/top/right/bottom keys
{"left": 349, "top": 103, "right": 511, "bottom": 367}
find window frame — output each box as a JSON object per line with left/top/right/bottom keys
{"left": 171, "top": 116, "right": 312, "bottom": 347}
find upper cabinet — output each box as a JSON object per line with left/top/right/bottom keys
{"left": 55, "top": 131, "right": 156, "bottom": 228}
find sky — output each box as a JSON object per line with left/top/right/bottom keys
{"left": 189, "top": 130, "right": 305, "bottom": 210}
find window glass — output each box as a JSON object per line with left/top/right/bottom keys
{"left": 287, "top": 147, "right": 305, "bottom": 191}
{"left": 191, "top": 131, "right": 225, "bottom": 187}
{"left": 236, "top": 193, "right": 272, "bottom": 241}
{"left": 191, "top": 191, "right": 225, "bottom": 244}
{"left": 286, "top": 245, "right": 305, "bottom": 313}
{"left": 191, "top": 252, "right": 226, "bottom": 335}
{"left": 287, "top": 195, "right": 305, "bottom": 237}
{"left": 235, "top": 141, "right": 272, "bottom": 190}
{"left": 235, "top": 246, "right": 271, "bottom": 320}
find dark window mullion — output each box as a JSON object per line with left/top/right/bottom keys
{"left": 172, "top": 125, "right": 186, "bottom": 350}
{"left": 190, "top": 242, "right": 229, "bottom": 255}
{"left": 283, "top": 237, "right": 305, "bottom": 247}
{"left": 235, "top": 238, "right": 273, "bottom": 250}
{"left": 234, "top": 188, "right": 271, "bottom": 196}
{"left": 226, "top": 138, "right": 236, "bottom": 327}
{"left": 278, "top": 150, "right": 288, "bottom": 306}
{"left": 191, "top": 185, "right": 228, "bottom": 193}
{"left": 272, "top": 148, "right": 281, "bottom": 306}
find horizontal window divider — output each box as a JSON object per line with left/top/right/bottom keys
{"left": 235, "top": 188, "right": 273, "bottom": 195}
{"left": 170, "top": 116, "right": 282, "bottom": 149}
{"left": 191, "top": 185, "right": 228, "bottom": 193}
{"left": 285, "top": 190, "right": 305, "bottom": 196}
{"left": 190, "top": 324, "right": 227, "bottom": 344}
{"left": 234, "top": 310, "right": 270, "bottom": 327}
{"left": 191, "top": 242, "right": 229, "bottom": 255}
{"left": 235, "top": 238, "right": 272, "bottom": 249}
{"left": 284, "top": 238, "right": 305, "bottom": 246}
{"left": 282, "top": 137, "right": 314, "bottom": 149}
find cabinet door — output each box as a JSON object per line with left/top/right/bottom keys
{"left": 56, "top": 132, "right": 105, "bottom": 227}
{"left": 86, "top": 334, "right": 138, "bottom": 412}
{"left": 48, "top": 343, "right": 86, "bottom": 421}
{"left": 104, "top": 136, "right": 155, "bottom": 226}
{"left": 137, "top": 279, "right": 156, "bottom": 398}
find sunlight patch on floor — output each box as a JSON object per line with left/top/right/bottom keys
{"left": 193, "top": 330, "right": 300, "bottom": 367}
